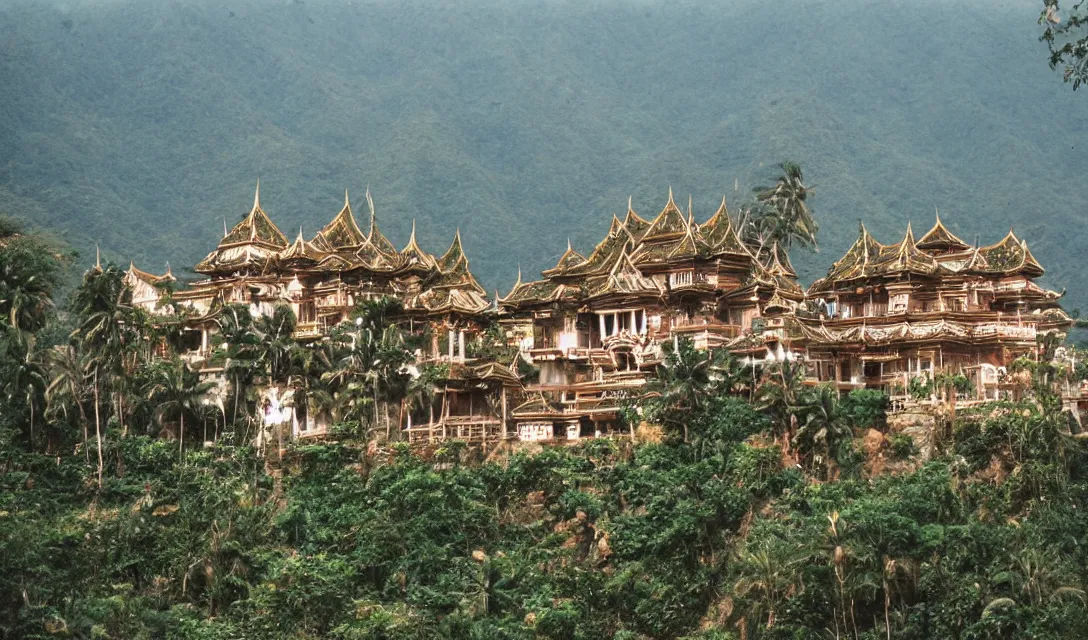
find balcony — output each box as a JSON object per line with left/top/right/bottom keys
{"left": 292, "top": 321, "right": 324, "bottom": 340}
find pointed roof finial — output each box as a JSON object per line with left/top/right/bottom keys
{"left": 567, "top": 237, "right": 572, "bottom": 252}
{"left": 935, "top": 205, "right": 941, "bottom": 224}
{"left": 95, "top": 244, "right": 101, "bottom": 269}
{"left": 165, "top": 261, "right": 172, "bottom": 275}
{"left": 253, "top": 177, "right": 261, "bottom": 211}
{"left": 128, "top": 259, "right": 135, "bottom": 272}
{"left": 365, "top": 184, "right": 376, "bottom": 230}
{"left": 223, "top": 217, "right": 228, "bottom": 238}
{"left": 667, "top": 185, "right": 674, "bottom": 204}
{"left": 409, "top": 219, "right": 418, "bottom": 242}
{"left": 628, "top": 195, "right": 633, "bottom": 211}
{"left": 344, "top": 188, "right": 350, "bottom": 208}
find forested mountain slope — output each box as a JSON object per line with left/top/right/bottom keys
{"left": 1, "top": 0, "right": 1085, "bottom": 306}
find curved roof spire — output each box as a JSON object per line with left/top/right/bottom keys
{"left": 437, "top": 229, "right": 465, "bottom": 272}
{"left": 253, "top": 177, "right": 260, "bottom": 211}
{"left": 543, "top": 238, "right": 587, "bottom": 276}
{"left": 917, "top": 207, "right": 970, "bottom": 252}
{"left": 399, "top": 218, "right": 438, "bottom": 273}
{"left": 312, "top": 188, "right": 367, "bottom": 252}
{"left": 641, "top": 186, "right": 689, "bottom": 242}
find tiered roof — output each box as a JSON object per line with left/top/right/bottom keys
{"left": 126, "top": 261, "right": 176, "bottom": 287}
{"left": 399, "top": 220, "right": 439, "bottom": 275}
{"left": 502, "top": 190, "right": 801, "bottom": 310}
{"left": 351, "top": 189, "right": 400, "bottom": 272}
{"left": 873, "top": 223, "right": 940, "bottom": 278}
{"left": 311, "top": 190, "right": 368, "bottom": 254}
{"left": 541, "top": 240, "right": 588, "bottom": 277}
{"left": 697, "top": 197, "right": 750, "bottom": 257}
{"left": 195, "top": 181, "right": 289, "bottom": 274}
{"left": 631, "top": 189, "right": 709, "bottom": 267}
{"left": 976, "top": 230, "right": 1045, "bottom": 278}
{"left": 584, "top": 250, "right": 662, "bottom": 302}
{"left": 406, "top": 232, "right": 490, "bottom": 316}
{"left": 916, "top": 212, "right": 970, "bottom": 252}
{"left": 811, "top": 219, "right": 1051, "bottom": 295}
{"left": 279, "top": 228, "right": 326, "bottom": 267}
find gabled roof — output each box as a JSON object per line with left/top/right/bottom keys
{"left": 195, "top": 181, "right": 288, "bottom": 274}
{"left": 622, "top": 197, "right": 651, "bottom": 241}
{"left": 499, "top": 268, "right": 580, "bottom": 309}
{"left": 916, "top": 211, "right": 970, "bottom": 252}
{"left": 126, "top": 261, "right": 175, "bottom": 286}
{"left": 349, "top": 189, "right": 401, "bottom": 272}
{"left": 698, "top": 196, "right": 750, "bottom": 257}
{"left": 560, "top": 217, "right": 638, "bottom": 278}
{"left": 312, "top": 190, "right": 368, "bottom": 253}
{"left": 363, "top": 188, "right": 398, "bottom": 257}
{"left": 437, "top": 230, "right": 466, "bottom": 273}
{"left": 768, "top": 243, "right": 798, "bottom": 279}
{"left": 279, "top": 228, "right": 326, "bottom": 266}
{"left": 585, "top": 249, "right": 663, "bottom": 301}
{"left": 541, "top": 239, "right": 587, "bottom": 277}
{"left": 399, "top": 220, "right": 438, "bottom": 274}
{"left": 219, "top": 180, "right": 289, "bottom": 249}
{"left": 808, "top": 223, "right": 886, "bottom": 292}
{"left": 976, "top": 230, "right": 1045, "bottom": 277}
{"left": 639, "top": 187, "right": 690, "bottom": 243}
{"left": 406, "top": 250, "right": 490, "bottom": 316}
{"left": 873, "top": 222, "right": 939, "bottom": 277}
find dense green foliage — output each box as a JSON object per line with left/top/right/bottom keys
{"left": 1, "top": 0, "right": 1086, "bottom": 308}
{"left": 3, "top": 217, "right": 1088, "bottom": 638}
{"left": 6, "top": 387, "right": 1088, "bottom": 638}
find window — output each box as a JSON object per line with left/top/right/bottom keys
{"left": 670, "top": 270, "right": 694, "bottom": 287}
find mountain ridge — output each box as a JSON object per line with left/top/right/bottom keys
{"left": 1, "top": 0, "right": 1084, "bottom": 306}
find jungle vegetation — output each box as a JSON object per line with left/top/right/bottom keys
{"left": 3, "top": 216, "right": 1088, "bottom": 639}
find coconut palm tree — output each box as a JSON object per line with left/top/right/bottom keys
{"left": 732, "top": 536, "right": 811, "bottom": 630}
{"left": 645, "top": 338, "right": 727, "bottom": 443}
{"left": 72, "top": 264, "right": 140, "bottom": 482}
{"left": 793, "top": 383, "right": 853, "bottom": 477}
{"left": 1, "top": 326, "right": 48, "bottom": 450}
{"left": 46, "top": 345, "right": 91, "bottom": 459}
{"left": 754, "top": 358, "right": 807, "bottom": 449}
{"left": 144, "top": 357, "right": 215, "bottom": 456}
{"left": 214, "top": 304, "right": 260, "bottom": 425}
{"left": 749, "top": 161, "right": 818, "bottom": 260}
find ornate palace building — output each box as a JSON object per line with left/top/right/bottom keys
{"left": 119, "top": 182, "right": 1074, "bottom": 445}
{"left": 498, "top": 190, "right": 804, "bottom": 441}
{"left": 126, "top": 182, "right": 519, "bottom": 442}
{"left": 799, "top": 216, "right": 1072, "bottom": 400}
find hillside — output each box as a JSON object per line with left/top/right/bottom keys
{"left": 1, "top": 0, "right": 1085, "bottom": 307}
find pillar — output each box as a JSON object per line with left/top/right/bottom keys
{"left": 613, "top": 312, "right": 619, "bottom": 336}
{"left": 598, "top": 314, "right": 606, "bottom": 341}
{"left": 629, "top": 310, "right": 636, "bottom": 335}
{"left": 448, "top": 329, "right": 455, "bottom": 360}
{"left": 501, "top": 387, "right": 509, "bottom": 439}
{"left": 458, "top": 330, "right": 466, "bottom": 361}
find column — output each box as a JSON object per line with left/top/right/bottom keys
{"left": 629, "top": 310, "right": 637, "bottom": 335}
{"left": 612, "top": 312, "right": 619, "bottom": 336}
{"left": 201, "top": 328, "right": 208, "bottom": 354}
{"left": 448, "top": 329, "right": 455, "bottom": 360}
{"left": 458, "top": 330, "right": 466, "bottom": 361}
{"left": 598, "top": 314, "right": 606, "bottom": 342}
